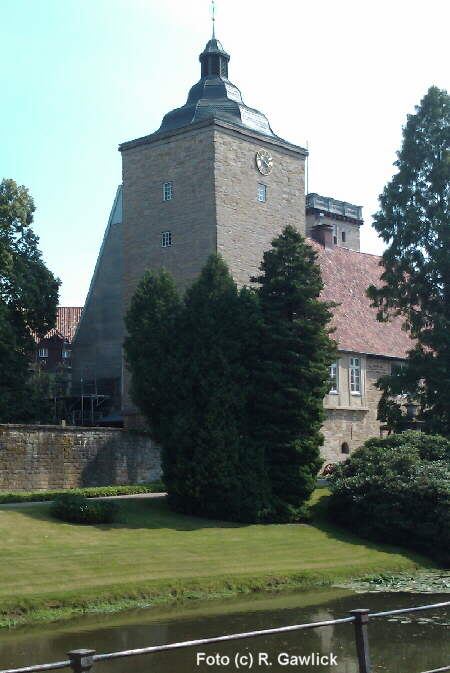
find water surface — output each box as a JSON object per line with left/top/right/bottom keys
{"left": 0, "top": 589, "right": 448, "bottom": 672}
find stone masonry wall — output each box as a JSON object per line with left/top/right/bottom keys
{"left": 321, "top": 355, "right": 393, "bottom": 463}
{"left": 215, "top": 126, "right": 306, "bottom": 286}
{"left": 0, "top": 425, "right": 161, "bottom": 492}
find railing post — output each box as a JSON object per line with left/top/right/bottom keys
{"left": 68, "top": 649, "right": 96, "bottom": 673}
{"left": 350, "top": 609, "right": 371, "bottom": 673}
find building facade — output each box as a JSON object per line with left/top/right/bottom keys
{"left": 72, "top": 34, "right": 412, "bottom": 461}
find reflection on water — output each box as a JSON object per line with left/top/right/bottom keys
{"left": 0, "top": 590, "right": 448, "bottom": 673}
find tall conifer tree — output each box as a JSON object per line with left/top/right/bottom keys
{"left": 252, "top": 225, "right": 336, "bottom": 521}
{"left": 125, "top": 257, "right": 272, "bottom": 522}
{"left": 124, "top": 269, "right": 182, "bottom": 446}
{"left": 367, "top": 86, "right": 450, "bottom": 435}
{"left": 168, "top": 255, "right": 271, "bottom": 521}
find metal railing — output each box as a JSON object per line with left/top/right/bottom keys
{"left": 1, "top": 600, "right": 448, "bottom": 673}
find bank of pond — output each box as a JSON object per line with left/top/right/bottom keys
{"left": 0, "top": 585, "right": 449, "bottom": 672}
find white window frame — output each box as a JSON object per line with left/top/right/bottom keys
{"left": 38, "top": 347, "right": 48, "bottom": 358}
{"left": 62, "top": 349, "right": 71, "bottom": 359}
{"left": 162, "top": 181, "right": 173, "bottom": 201}
{"left": 329, "top": 361, "right": 338, "bottom": 393}
{"left": 161, "top": 231, "right": 172, "bottom": 248}
{"left": 350, "top": 357, "right": 361, "bottom": 394}
{"left": 257, "top": 183, "right": 267, "bottom": 202}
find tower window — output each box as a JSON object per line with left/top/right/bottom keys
{"left": 341, "top": 442, "right": 350, "bottom": 454}
{"left": 257, "top": 183, "right": 267, "bottom": 202}
{"left": 329, "top": 362, "right": 338, "bottom": 393}
{"left": 333, "top": 224, "right": 337, "bottom": 245}
{"left": 342, "top": 230, "right": 346, "bottom": 243}
{"left": 350, "top": 357, "right": 361, "bottom": 394}
{"left": 163, "top": 182, "right": 173, "bottom": 201}
{"left": 161, "top": 231, "right": 172, "bottom": 248}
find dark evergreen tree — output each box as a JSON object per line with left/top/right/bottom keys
{"left": 0, "top": 179, "right": 59, "bottom": 422}
{"left": 166, "top": 255, "right": 271, "bottom": 521}
{"left": 124, "top": 269, "right": 182, "bottom": 447}
{"left": 124, "top": 257, "right": 271, "bottom": 522}
{"left": 251, "top": 225, "right": 337, "bottom": 521}
{"left": 367, "top": 87, "right": 450, "bottom": 435}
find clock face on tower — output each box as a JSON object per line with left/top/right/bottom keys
{"left": 255, "top": 150, "right": 273, "bottom": 175}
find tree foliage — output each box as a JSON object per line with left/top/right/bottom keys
{"left": 124, "top": 257, "right": 271, "bottom": 522}
{"left": 126, "top": 228, "right": 336, "bottom": 523}
{"left": 251, "top": 225, "right": 337, "bottom": 520}
{"left": 0, "top": 179, "right": 60, "bottom": 422}
{"left": 367, "top": 86, "right": 450, "bottom": 435}
{"left": 328, "top": 432, "right": 450, "bottom": 564}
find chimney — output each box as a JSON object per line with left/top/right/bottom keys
{"left": 312, "top": 222, "right": 334, "bottom": 249}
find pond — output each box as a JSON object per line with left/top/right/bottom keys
{"left": 0, "top": 588, "right": 448, "bottom": 672}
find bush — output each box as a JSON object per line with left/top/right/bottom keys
{"left": 0, "top": 481, "right": 165, "bottom": 504}
{"left": 363, "top": 430, "right": 450, "bottom": 462}
{"left": 328, "top": 432, "right": 450, "bottom": 564}
{"left": 50, "top": 494, "right": 119, "bottom": 525}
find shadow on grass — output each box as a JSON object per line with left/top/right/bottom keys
{"left": 6, "top": 492, "right": 441, "bottom": 568}
{"left": 309, "top": 491, "right": 440, "bottom": 569}
{"left": 10, "top": 496, "right": 246, "bottom": 531}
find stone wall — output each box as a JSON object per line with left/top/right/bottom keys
{"left": 321, "top": 355, "right": 394, "bottom": 463}
{"left": 215, "top": 124, "right": 306, "bottom": 287}
{"left": 0, "top": 425, "right": 161, "bottom": 492}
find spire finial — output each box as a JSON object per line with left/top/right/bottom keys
{"left": 211, "top": 0, "right": 216, "bottom": 38}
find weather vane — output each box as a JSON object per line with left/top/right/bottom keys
{"left": 211, "top": 0, "right": 216, "bottom": 38}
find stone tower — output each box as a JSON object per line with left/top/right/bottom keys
{"left": 120, "top": 35, "right": 307, "bottom": 423}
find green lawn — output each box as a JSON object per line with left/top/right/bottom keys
{"left": 0, "top": 490, "right": 435, "bottom": 626}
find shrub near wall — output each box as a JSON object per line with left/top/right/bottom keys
{"left": 328, "top": 432, "right": 450, "bottom": 564}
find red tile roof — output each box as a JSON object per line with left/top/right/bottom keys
{"left": 38, "top": 307, "right": 83, "bottom": 343}
{"left": 310, "top": 240, "right": 413, "bottom": 358}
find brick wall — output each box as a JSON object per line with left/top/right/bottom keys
{"left": 0, "top": 425, "right": 161, "bottom": 492}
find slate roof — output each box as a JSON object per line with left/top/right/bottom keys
{"left": 310, "top": 240, "right": 413, "bottom": 359}
{"left": 156, "top": 36, "right": 276, "bottom": 138}
{"left": 38, "top": 307, "right": 83, "bottom": 343}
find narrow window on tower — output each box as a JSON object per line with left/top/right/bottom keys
{"left": 341, "top": 230, "right": 346, "bottom": 243}
{"left": 163, "top": 182, "right": 173, "bottom": 201}
{"left": 161, "top": 231, "right": 172, "bottom": 248}
{"left": 350, "top": 357, "right": 361, "bottom": 394}
{"left": 329, "top": 362, "right": 338, "bottom": 393}
{"left": 257, "top": 183, "right": 267, "bottom": 202}
{"left": 333, "top": 224, "right": 337, "bottom": 245}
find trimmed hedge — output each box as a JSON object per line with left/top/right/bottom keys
{"left": 0, "top": 481, "right": 165, "bottom": 504}
{"left": 50, "top": 494, "right": 118, "bottom": 524}
{"left": 328, "top": 432, "right": 450, "bottom": 565}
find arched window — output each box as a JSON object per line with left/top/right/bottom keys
{"left": 341, "top": 442, "right": 350, "bottom": 455}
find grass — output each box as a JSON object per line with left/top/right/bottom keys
{"left": 0, "top": 489, "right": 436, "bottom": 628}
{"left": 0, "top": 481, "right": 165, "bottom": 504}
